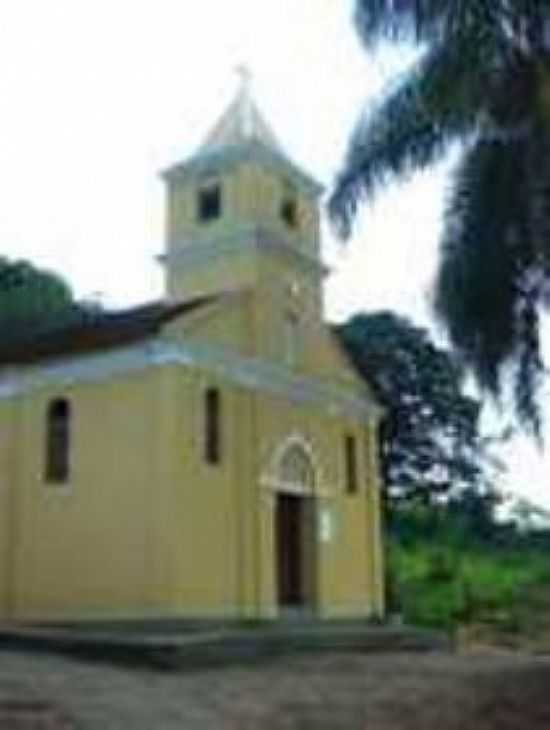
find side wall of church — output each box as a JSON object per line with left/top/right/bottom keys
{"left": 0, "top": 402, "right": 16, "bottom": 617}
{"left": 0, "top": 362, "right": 259, "bottom": 622}
{"left": 166, "top": 367, "right": 247, "bottom": 617}
{"left": 0, "top": 367, "right": 181, "bottom": 621}
{"left": 0, "top": 352, "right": 384, "bottom": 622}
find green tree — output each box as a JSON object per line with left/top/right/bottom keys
{"left": 0, "top": 257, "right": 76, "bottom": 333}
{"left": 330, "top": 1, "right": 550, "bottom": 436}
{"left": 336, "top": 311, "right": 497, "bottom": 506}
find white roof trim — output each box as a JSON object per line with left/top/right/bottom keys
{"left": 0, "top": 338, "right": 382, "bottom": 424}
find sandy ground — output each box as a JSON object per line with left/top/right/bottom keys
{"left": 0, "top": 649, "right": 550, "bottom": 729}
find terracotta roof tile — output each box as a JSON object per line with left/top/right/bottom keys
{"left": 0, "top": 295, "right": 215, "bottom": 366}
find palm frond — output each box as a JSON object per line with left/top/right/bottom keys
{"left": 329, "top": 37, "right": 490, "bottom": 238}
{"left": 514, "top": 281, "right": 544, "bottom": 438}
{"left": 434, "top": 133, "right": 550, "bottom": 436}
{"left": 353, "top": 0, "right": 499, "bottom": 49}
{"left": 333, "top": 1, "right": 550, "bottom": 437}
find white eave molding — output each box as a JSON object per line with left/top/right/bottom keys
{"left": 0, "top": 338, "right": 382, "bottom": 424}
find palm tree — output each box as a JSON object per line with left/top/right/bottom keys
{"left": 330, "top": 1, "right": 550, "bottom": 436}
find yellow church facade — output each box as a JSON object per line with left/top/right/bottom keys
{"left": 0, "top": 77, "right": 385, "bottom": 622}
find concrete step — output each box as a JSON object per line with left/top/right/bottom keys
{"left": 0, "top": 622, "right": 452, "bottom": 671}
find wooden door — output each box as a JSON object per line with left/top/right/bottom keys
{"left": 276, "top": 494, "right": 304, "bottom": 607}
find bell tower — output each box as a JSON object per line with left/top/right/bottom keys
{"left": 160, "top": 71, "right": 326, "bottom": 324}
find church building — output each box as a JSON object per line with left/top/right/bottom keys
{"left": 0, "top": 75, "right": 385, "bottom": 622}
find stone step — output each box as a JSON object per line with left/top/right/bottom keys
{"left": 0, "top": 623, "right": 452, "bottom": 671}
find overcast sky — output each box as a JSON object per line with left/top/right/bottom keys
{"left": 0, "top": 0, "right": 548, "bottom": 508}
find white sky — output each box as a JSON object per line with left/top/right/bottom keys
{"left": 0, "top": 0, "right": 548, "bottom": 507}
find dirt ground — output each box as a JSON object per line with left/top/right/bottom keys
{"left": 0, "top": 649, "right": 550, "bottom": 729}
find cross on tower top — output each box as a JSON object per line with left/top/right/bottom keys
{"left": 235, "top": 64, "right": 253, "bottom": 137}
{"left": 235, "top": 64, "right": 252, "bottom": 95}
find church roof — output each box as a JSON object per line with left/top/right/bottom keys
{"left": 0, "top": 296, "right": 215, "bottom": 367}
{"left": 199, "top": 68, "right": 284, "bottom": 155}
{"left": 163, "top": 70, "right": 323, "bottom": 195}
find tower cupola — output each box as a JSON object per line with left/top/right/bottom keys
{"left": 161, "top": 70, "right": 326, "bottom": 322}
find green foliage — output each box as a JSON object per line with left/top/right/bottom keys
{"left": 330, "top": 0, "right": 550, "bottom": 435}
{"left": 392, "top": 542, "right": 528, "bottom": 629}
{"left": 336, "top": 311, "right": 495, "bottom": 505}
{"left": 389, "top": 503, "right": 550, "bottom": 632}
{"left": 0, "top": 257, "right": 78, "bottom": 334}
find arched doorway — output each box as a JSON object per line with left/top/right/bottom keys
{"left": 273, "top": 443, "right": 317, "bottom": 613}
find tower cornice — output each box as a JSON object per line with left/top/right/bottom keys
{"left": 162, "top": 140, "right": 323, "bottom": 198}
{"left": 159, "top": 224, "right": 330, "bottom": 278}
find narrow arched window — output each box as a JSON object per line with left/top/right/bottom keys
{"left": 345, "top": 434, "right": 358, "bottom": 495}
{"left": 45, "top": 398, "right": 71, "bottom": 484}
{"left": 205, "top": 388, "right": 221, "bottom": 465}
{"left": 284, "top": 311, "right": 299, "bottom": 367}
